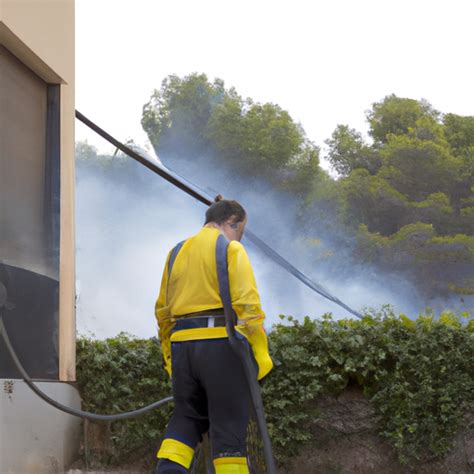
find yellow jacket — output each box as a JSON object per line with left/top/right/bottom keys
{"left": 155, "top": 227, "right": 273, "bottom": 380}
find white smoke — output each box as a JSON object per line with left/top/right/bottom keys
{"left": 75, "top": 134, "right": 470, "bottom": 339}
{"left": 76, "top": 151, "right": 202, "bottom": 338}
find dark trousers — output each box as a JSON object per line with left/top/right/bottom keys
{"left": 164, "top": 338, "right": 251, "bottom": 460}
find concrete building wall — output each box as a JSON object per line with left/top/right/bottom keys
{"left": 0, "top": 380, "right": 82, "bottom": 473}
{"left": 0, "top": 2, "right": 81, "bottom": 471}
{"left": 0, "top": 0, "right": 76, "bottom": 381}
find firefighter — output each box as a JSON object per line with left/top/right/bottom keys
{"left": 155, "top": 196, "right": 273, "bottom": 474}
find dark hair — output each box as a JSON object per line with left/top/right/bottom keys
{"left": 205, "top": 195, "right": 246, "bottom": 225}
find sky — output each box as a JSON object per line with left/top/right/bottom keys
{"left": 76, "top": 0, "right": 474, "bottom": 166}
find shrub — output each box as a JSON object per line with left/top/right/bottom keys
{"left": 76, "top": 308, "right": 474, "bottom": 466}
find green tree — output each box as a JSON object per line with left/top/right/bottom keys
{"left": 443, "top": 113, "right": 474, "bottom": 155}
{"left": 142, "top": 73, "right": 322, "bottom": 186}
{"left": 140, "top": 81, "right": 474, "bottom": 300}
{"left": 325, "top": 124, "right": 381, "bottom": 176}
{"left": 367, "top": 94, "right": 439, "bottom": 144}
{"left": 239, "top": 102, "right": 304, "bottom": 174}
{"left": 339, "top": 169, "right": 410, "bottom": 235}
{"left": 378, "top": 134, "right": 463, "bottom": 202}
{"left": 443, "top": 114, "right": 474, "bottom": 195}
{"left": 203, "top": 93, "right": 246, "bottom": 166}
{"left": 328, "top": 95, "right": 474, "bottom": 298}
{"left": 141, "top": 73, "right": 226, "bottom": 156}
{"left": 207, "top": 99, "right": 310, "bottom": 177}
{"left": 278, "top": 142, "right": 322, "bottom": 198}
{"left": 357, "top": 223, "right": 474, "bottom": 297}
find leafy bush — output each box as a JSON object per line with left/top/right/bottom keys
{"left": 76, "top": 334, "right": 172, "bottom": 464}
{"left": 76, "top": 308, "right": 474, "bottom": 466}
{"left": 265, "top": 308, "right": 474, "bottom": 464}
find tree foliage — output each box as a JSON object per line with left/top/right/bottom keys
{"left": 366, "top": 94, "right": 440, "bottom": 144}
{"left": 141, "top": 73, "right": 321, "bottom": 187}
{"left": 142, "top": 73, "right": 226, "bottom": 156}
{"left": 79, "top": 84, "right": 474, "bottom": 301}
{"left": 325, "top": 125, "right": 380, "bottom": 177}
{"left": 141, "top": 82, "right": 474, "bottom": 299}
{"left": 323, "top": 95, "right": 474, "bottom": 298}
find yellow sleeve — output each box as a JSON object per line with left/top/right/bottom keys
{"left": 228, "top": 241, "right": 273, "bottom": 379}
{"left": 155, "top": 251, "right": 173, "bottom": 377}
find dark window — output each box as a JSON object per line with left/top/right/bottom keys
{"left": 0, "top": 45, "right": 60, "bottom": 379}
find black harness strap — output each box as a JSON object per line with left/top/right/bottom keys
{"left": 215, "top": 236, "right": 237, "bottom": 325}
{"left": 166, "top": 240, "right": 185, "bottom": 305}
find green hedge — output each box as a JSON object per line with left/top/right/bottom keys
{"left": 76, "top": 335, "right": 172, "bottom": 463}
{"left": 76, "top": 308, "right": 474, "bottom": 465}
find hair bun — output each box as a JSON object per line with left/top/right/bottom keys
{"left": 214, "top": 194, "right": 224, "bottom": 203}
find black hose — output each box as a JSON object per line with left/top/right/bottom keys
{"left": 75, "top": 110, "right": 363, "bottom": 319}
{"left": 216, "top": 236, "right": 277, "bottom": 474}
{"left": 0, "top": 313, "right": 173, "bottom": 421}
{"left": 226, "top": 322, "right": 277, "bottom": 474}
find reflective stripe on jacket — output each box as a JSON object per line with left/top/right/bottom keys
{"left": 155, "top": 227, "right": 273, "bottom": 380}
